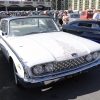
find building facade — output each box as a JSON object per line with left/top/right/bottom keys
{"left": 51, "top": 0, "right": 69, "bottom": 10}
{"left": 0, "top": 0, "right": 51, "bottom": 11}
{"left": 69, "top": 0, "right": 100, "bottom": 10}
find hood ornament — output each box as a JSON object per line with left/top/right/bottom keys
{"left": 71, "top": 53, "right": 78, "bottom": 57}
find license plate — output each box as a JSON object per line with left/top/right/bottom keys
{"left": 44, "top": 78, "right": 62, "bottom": 85}
{"left": 67, "top": 73, "right": 79, "bottom": 79}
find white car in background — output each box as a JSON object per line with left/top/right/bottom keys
{"left": 68, "top": 13, "right": 83, "bottom": 23}
{"left": 0, "top": 16, "right": 100, "bottom": 88}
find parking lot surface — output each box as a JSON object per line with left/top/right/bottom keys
{"left": 0, "top": 49, "right": 100, "bottom": 100}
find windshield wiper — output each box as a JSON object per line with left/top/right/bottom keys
{"left": 40, "top": 30, "right": 58, "bottom": 33}
{"left": 40, "top": 31, "right": 50, "bottom": 33}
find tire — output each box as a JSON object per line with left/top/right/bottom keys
{"left": 13, "top": 62, "right": 20, "bottom": 87}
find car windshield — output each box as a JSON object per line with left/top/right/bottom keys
{"left": 9, "top": 17, "right": 60, "bottom": 36}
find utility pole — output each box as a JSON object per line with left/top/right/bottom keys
{"left": 64, "top": 0, "right": 65, "bottom": 10}
{"left": 56, "top": 0, "right": 57, "bottom": 10}
{"left": 50, "top": 0, "right": 52, "bottom": 10}
{"left": 4, "top": 0, "right": 7, "bottom": 11}
{"left": 61, "top": 0, "right": 64, "bottom": 10}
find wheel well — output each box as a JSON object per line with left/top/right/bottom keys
{"left": 9, "top": 57, "right": 13, "bottom": 66}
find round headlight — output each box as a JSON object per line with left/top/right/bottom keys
{"left": 45, "top": 64, "right": 54, "bottom": 72}
{"left": 86, "top": 54, "right": 92, "bottom": 62}
{"left": 33, "top": 65, "right": 44, "bottom": 75}
{"left": 93, "top": 52, "right": 99, "bottom": 59}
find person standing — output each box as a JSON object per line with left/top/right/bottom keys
{"left": 62, "top": 11, "right": 69, "bottom": 25}
{"left": 93, "top": 10, "right": 99, "bottom": 21}
{"left": 43, "top": 11, "right": 47, "bottom": 15}
{"left": 98, "top": 10, "right": 100, "bottom": 20}
{"left": 57, "top": 11, "right": 63, "bottom": 26}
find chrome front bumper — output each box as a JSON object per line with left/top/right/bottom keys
{"left": 17, "top": 60, "right": 100, "bottom": 88}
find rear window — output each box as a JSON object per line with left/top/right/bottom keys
{"left": 88, "top": 12, "right": 93, "bottom": 14}
{"left": 70, "top": 14, "right": 80, "bottom": 18}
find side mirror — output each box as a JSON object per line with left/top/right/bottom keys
{"left": 2, "top": 32, "right": 7, "bottom": 36}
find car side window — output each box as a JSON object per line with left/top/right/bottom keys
{"left": 92, "top": 24, "right": 99, "bottom": 28}
{"left": 81, "top": 12, "right": 86, "bottom": 15}
{"left": 1, "top": 20, "right": 8, "bottom": 33}
{"left": 78, "top": 23, "right": 92, "bottom": 28}
{"left": 5, "top": 21, "right": 8, "bottom": 33}
{"left": 1, "top": 21, "right": 5, "bottom": 31}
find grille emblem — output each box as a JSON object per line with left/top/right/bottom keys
{"left": 71, "top": 53, "right": 78, "bottom": 57}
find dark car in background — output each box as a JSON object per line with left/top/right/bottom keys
{"left": 62, "top": 20, "right": 100, "bottom": 43}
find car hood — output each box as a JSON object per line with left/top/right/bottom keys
{"left": 6, "top": 32, "right": 100, "bottom": 67}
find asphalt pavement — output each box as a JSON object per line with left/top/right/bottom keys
{"left": 0, "top": 49, "right": 100, "bottom": 100}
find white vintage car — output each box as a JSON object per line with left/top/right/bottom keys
{"left": 0, "top": 16, "right": 100, "bottom": 88}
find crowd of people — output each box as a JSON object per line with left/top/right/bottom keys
{"left": 50, "top": 10, "right": 69, "bottom": 26}
{"left": 1, "top": 9, "right": 100, "bottom": 27}
{"left": 0, "top": 10, "right": 72, "bottom": 26}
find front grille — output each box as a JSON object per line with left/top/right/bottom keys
{"left": 33, "top": 55, "right": 97, "bottom": 77}
{"left": 53, "top": 56, "right": 87, "bottom": 72}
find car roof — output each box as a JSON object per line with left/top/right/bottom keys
{"left": 2, "top": 15, "right": 50, "bottom": 21}
{"left": 70, "top": 20, "right": 100, "bottom": 24}
{"left": 81, "top": 10, "right": 93, "bottom": 12}
{"left": 68, "top": 13, "right": 80, "bottom": 15}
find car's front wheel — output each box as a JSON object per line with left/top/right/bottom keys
{"left": 13, "top": 62, "right": 20, "bottom": 86}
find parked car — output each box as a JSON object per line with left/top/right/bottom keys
{"left": 0, "top": 15, "right": 10, "bottom": 20}
{"left": 68, "top": 13, "right": 83, "bottom": 23}
{"left": 62, "top": 20, "right": 100, "bottom": 43}
{"left": 0, "top": 16, "right": 100, "bottom": 88}
{"left": 80, "top": 10, "right": 93, "bottom": 20}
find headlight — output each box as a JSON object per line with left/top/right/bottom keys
{"left": 45, "top": 64, "right": 54, "bottom": 72}
{"left": 93, "top": 52, "right": 99, "bottom": 60}
{"left": 33, "top": 65, "right": 44, "bottom": 75}
{"left": 86, "top": 54, "right": 92, "bottom": 62}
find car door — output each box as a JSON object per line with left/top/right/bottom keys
{"left": 0, "top": 20, "right": 9, "bottom": 59}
